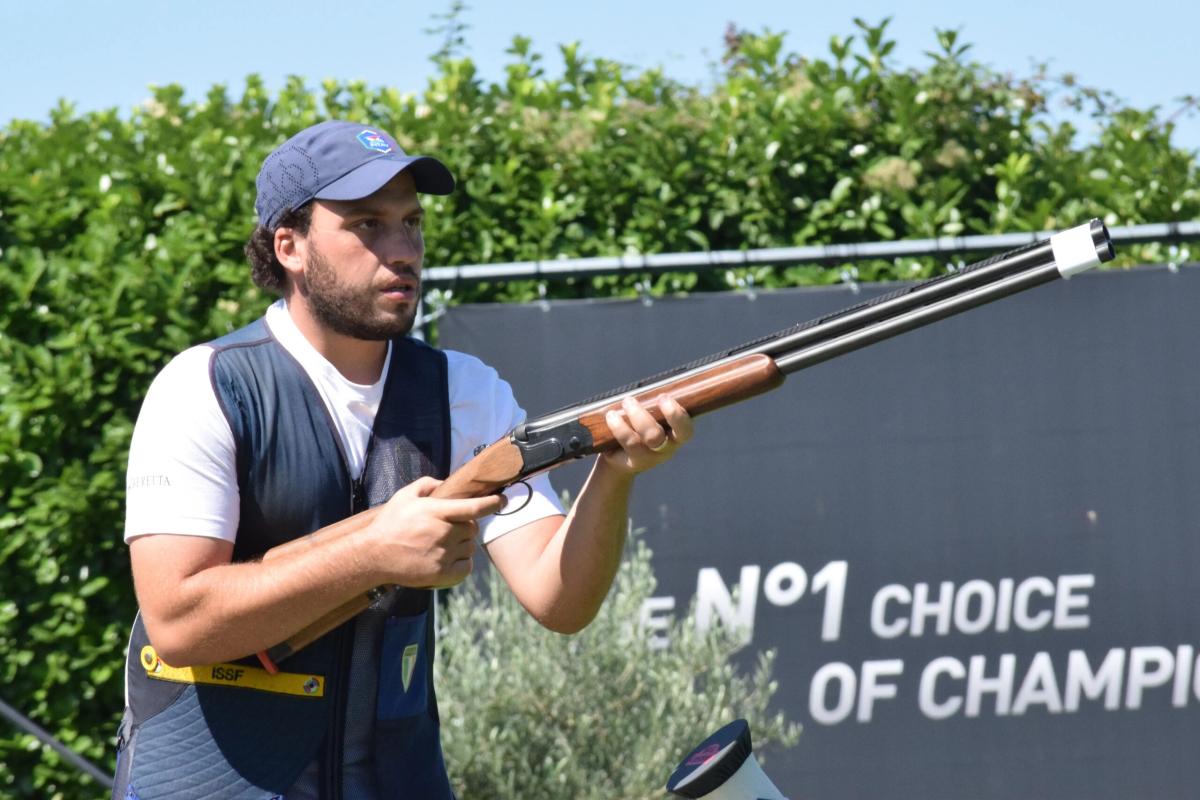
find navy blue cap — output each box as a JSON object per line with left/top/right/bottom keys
{"left": 254, "top": 120, "right": 455, "bottom": 229}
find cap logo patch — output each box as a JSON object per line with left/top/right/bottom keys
{"left": 357, "top": 129, "right": 393, "bottom": 154}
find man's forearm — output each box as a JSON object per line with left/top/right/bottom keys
{"left": 558, "top": 458, "right": 637, "bottom": 611}
{"left": 501, "top": 459, "right": 636, "bottom": 634}
{"left": 132, "top": 528, "right": 389, "bottom": 667}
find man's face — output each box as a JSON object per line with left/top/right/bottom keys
{"left": 294, "top": 171, "right": 425, "bottom": 340}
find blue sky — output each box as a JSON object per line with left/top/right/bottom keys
{"left": 2, "top": 0, "right": 1197, "bottom": 152}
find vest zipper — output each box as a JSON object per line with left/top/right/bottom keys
{"left": 307, "top": 341, "right": 394, "bottom": 798}
{"left": 320, "top": 439, "right": 373, "bottom": 800}
{"left": 351, "top": 476, "right": 367, "bottom": 512}
{"left": 322, "top": 622, "right": 354, "bottom": 800}
{"left": 325, "top": 437, "right": 375, "bottom": 800}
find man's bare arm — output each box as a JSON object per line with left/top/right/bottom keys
{"left": 132, "top": 477, "right": 504, "bottom": 666}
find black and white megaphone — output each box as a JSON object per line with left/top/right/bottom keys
{"left": 665, "top": 719, "right": 787, "bottom": 800}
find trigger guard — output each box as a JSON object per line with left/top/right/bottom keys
{"left": 493, "top": 480, "right": 534, "bottom": 517}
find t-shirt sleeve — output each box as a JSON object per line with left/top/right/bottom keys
{"left": 124, "top": 346, "right": 240, "bottom": 543}
{"left": 445, "top": 351, "right": 565, "bottom": 544}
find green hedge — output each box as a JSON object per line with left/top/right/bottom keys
{"left": 1, "top": 19, "right": 1196, "bottom": 798}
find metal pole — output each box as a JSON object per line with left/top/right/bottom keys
{"left": 0, "top": 696, "right": 113, "bottom": 789}
{"left": 422, "top": 220, "right": 1197, "bottom": 286}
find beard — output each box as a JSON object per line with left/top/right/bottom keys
{"left": 301, "top": 246, "right": 419, "bottom": 340}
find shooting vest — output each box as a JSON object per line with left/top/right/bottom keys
{"left": 112, "top": 319, "right": 454, "bottom": 800}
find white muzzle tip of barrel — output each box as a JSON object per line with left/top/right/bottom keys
{"left": 1051, "top": 222, "right": 1104, "bottom": 278}
{"left": 666, "top": 719, "right": 788, "bottom": 800}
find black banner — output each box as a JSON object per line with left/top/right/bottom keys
{"left": 440, "top": 266, "right": 1200, "bottom": 798}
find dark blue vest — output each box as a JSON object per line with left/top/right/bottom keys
{"left": 113, "top": 319, "right": 454, "bottom": 800}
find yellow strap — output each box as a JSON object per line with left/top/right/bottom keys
{"left": 140, "top": 645, "right": 325, "bottom": 698}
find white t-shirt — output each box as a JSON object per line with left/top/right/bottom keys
{"left": 125, "top": 300, "right": 563, "bottom": 545}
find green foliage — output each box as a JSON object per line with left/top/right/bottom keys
{"left": 0, "top": 85, "right": 284, "bottom": 799}
{"left": 437, "top": 534, "right": 800, "bottom": 799}
{"left": 0, "top": 17, "right": 1197, "bottom": 797}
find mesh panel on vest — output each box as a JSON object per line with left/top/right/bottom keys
{"left": 339, "top": 337, "right": 448, "bottom": 798}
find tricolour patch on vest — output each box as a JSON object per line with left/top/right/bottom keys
{"left": 401, "top": 643, "right": 419, "bottom": 692}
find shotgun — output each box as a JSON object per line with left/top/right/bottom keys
{"left": 256, "top": 219, "right": 1115, "bottom": 672}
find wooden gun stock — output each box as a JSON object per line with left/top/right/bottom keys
{"left": 256, "top": 354, "right": 784, "bottom": 671}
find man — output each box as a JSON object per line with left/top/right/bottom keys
{"left": 112, "top": 120, "right": 692, "bottom": 800}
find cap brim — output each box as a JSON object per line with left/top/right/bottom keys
{"left": 315, "top": 154, "right": 455, "bottom": 201}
